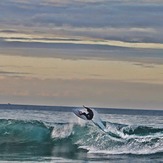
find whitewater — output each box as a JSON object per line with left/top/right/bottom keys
{"left": 0, "top": 104, "right": 162, "bottom": 162}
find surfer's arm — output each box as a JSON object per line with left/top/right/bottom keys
{"left": 79, "top": 112, "right": 87, "bottom": 116}
{"left": 83, "top": 105, "right": 91, "bottom": 112}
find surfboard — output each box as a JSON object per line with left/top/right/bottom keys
{"left": 73, "top": 108, "right": 88, "bottom": 120}
{"left": 73, "top": 108, "right": 107, "bottom": 132}
{"left": 91, "top": 109, "right": 107, "bottom": 132}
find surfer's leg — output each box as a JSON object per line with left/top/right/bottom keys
{"left": 81, "top": 112, "right": 92, "bottom": 120}
{"left": 86, "top": 114, "right": 93, "bottom": 120}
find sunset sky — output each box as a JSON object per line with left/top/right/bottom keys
{"left": 0, "top": 0, "right": 163, "bottom": 109}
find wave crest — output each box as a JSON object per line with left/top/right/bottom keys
{"left": 0, "top": 119, "right": 53, "bottom": 144}
{"left": 0, "top": 119, "right": 162, "bottom": 156}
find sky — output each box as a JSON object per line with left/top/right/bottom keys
{"left": 0, "top": 0, "right": 163, "bottom": 109}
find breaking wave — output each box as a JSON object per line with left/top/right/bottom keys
{"left": 0, "top": 119, "right": 162, "bottom": 157}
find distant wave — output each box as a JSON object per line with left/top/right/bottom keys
{"left": 0, "top": 119, "right": 162, "bottom": 156}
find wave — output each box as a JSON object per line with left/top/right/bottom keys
{"left": 0, "top": 119, "right": 162, "bottom": 157}
{"left": 0, "top": 119, "right": 53, "bottom": 144}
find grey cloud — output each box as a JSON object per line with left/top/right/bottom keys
{"left": 31, "top": 2, "right": 163, "bottom": 29}
{"left": 0, "top": 70, "right": 32, "bottom": 77}
{"left": 133, "top": 63, "right": 155, "bottom": 69}
{"left": 0, "top": 30, "right": 20, "bottom": 33}
{"left": 1, "top": 0, "right": 163, "bottom": 28}
{"left": 0, "top": 0, "right": 163, "bottom": 44}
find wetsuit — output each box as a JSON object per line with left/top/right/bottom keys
{"left": 80, "top": 106, "right": 94, "bottom": 120}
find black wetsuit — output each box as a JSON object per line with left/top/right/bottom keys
{"left": 81, "top": 106, "right": 94, "bottom": 120}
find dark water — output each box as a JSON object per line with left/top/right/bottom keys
{"left": 0, "top": 104, "right": 162, "bottom": 162}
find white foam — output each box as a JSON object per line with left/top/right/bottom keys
{"left": 51, "top": 123, "right": 73, "bottom": 139}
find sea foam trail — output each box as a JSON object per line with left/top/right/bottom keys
{"left": 0, "top": 119, "right": 162, "bottom": 155}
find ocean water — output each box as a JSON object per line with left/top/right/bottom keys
{"left": 0, "top": 104, "right": 162, "bottom": 163}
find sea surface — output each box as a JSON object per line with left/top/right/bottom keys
{"left": 0, "top": 104, "right": 162, "bottom": 163}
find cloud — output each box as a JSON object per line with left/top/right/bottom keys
{"left": 0, "top": 29, "right": 20, "bottom": 33}
{"left": 1, "top": 0, "right": 163, "bottom": 28}
{"left": 3, "top": 36, "right": 163, "bottom": 50}
{"left": 0, "top": 0, "right": 163, "bottom": 48}
{"left": 1, "top": 0, "right": 163, "bottom": 45}
{"left": 0, "top": 70, "right": 32, "bottom": 78}
{"left": 27, "top": 1, "right": 163, "bottom": 29}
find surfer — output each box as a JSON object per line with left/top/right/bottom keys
{"left": 79, "top": 105, "right": 94, "bottom": 120}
